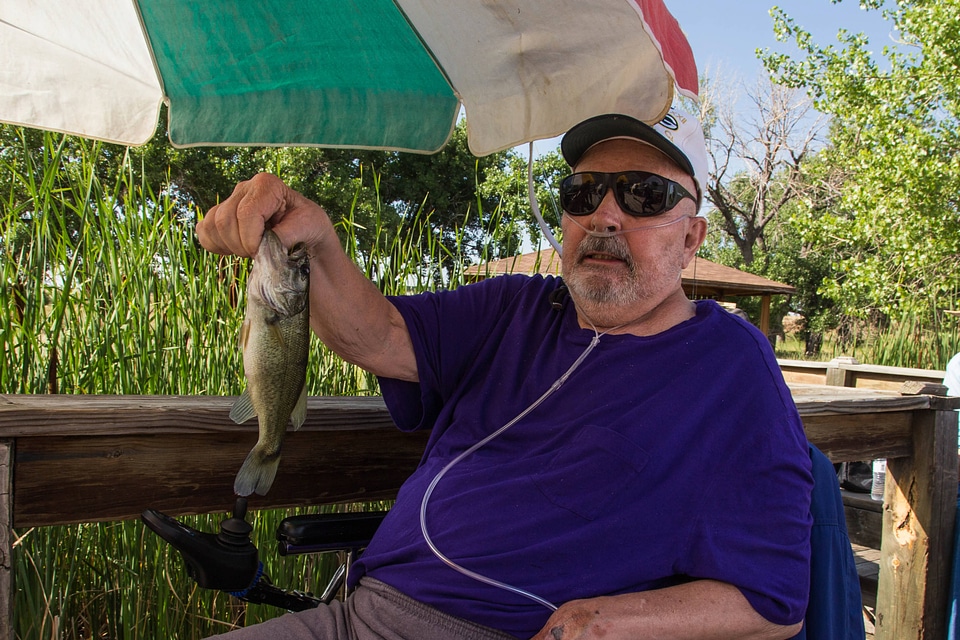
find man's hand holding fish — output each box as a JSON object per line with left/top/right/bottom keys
{"left": 197, "top": 173, "right": 418, "bottom": 383}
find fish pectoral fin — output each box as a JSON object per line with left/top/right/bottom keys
{"left": 238, "top": 319, "right": 251, "bottom": 350}
{"left": 290, "top": 384, "right": 308, "bottom": 431}
{"left": 267, "top": 321, "right": 285, "bottom": 348}
{"left": 229, "top": 389, "right": 258, "bottom": 424}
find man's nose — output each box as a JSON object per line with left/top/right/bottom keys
{"left": 590, "top": 190, "right": 624, "bottom": 232}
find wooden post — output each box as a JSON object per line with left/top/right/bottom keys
{"left": 826, "top": 356, "right": 859, "bottom": 387}
{"left": 0, "top": 440, "right": 12, "bottom": 640}
{"left": 759, "top": 294, "right": 771, "bottom": 338}
{"left": 874, "top": 406, "right": 958, "bottom": 639}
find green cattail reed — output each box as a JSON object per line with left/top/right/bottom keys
{"left": 3, "top": 127, "right": 521, "bottom": 638}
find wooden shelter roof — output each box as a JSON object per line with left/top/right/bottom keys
{"left": 463, "top": 249, "right": 795, "bottom": 299}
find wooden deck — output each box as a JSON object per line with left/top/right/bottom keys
{"left": 855, "top": 544, "right": 881, "bottom": 638}
{"left": 1, "top": 383, "right": 958, "bottom": 639}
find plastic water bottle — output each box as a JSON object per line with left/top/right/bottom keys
{"left": 871, "top": 459, "right": 887, "bottom": 501}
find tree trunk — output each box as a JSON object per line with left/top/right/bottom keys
{"left": 804, "top": 331, "right": 823, "bottom": 357}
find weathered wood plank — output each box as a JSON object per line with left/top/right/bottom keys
{"left": 847, "top": 365, "right": 948, "bottom": 392}
{"left": 777, "top": 360, "right": 829, "bottom": 386}
{"left": 778, "top": 359, "right": 950, "bottom": 393}
{"left": 874, "top": 408, "right": 958, "bottom": 640}
{"left": 780, "top": 370, "right": 829, "bottom": 386}
{"left": 900, "top": 381, "right": 949, "bottom": 397}
{"left": 13, "top": 427, "right": 430, "bottom": 527}
{"left": 0, "top": 395, "right": 393, "bottom": 437}
{"left": 0, "top": 387, "right": 941, "bottom": 528}
{"left": 853, "top": 543, "right": 880, "bottom": 610}
{"left": 800, "top": 411, "right": 913, "bottom": 462}
{"left": 0, "top": 440, "right": 11, "bottom": 640}
{"left": 842, "top": 495, "right": 883, "bottom": 551}
{"left": 0, "top": 386, "right": 938, "bottom": 435}
{"left": 790, "top": 383, "right": 934, "bottom": 413}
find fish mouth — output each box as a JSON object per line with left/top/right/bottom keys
{"left": 287, "top": 242, "right": 309, "bottom": 263}
{"left": 250, "top": 231, "right": 309, "bottom": 317}
{"left": 257, "top": 231, "right": 308, "bottom": 271}
{"left": 255, "top": 230, "right": 284, "bottom": 262}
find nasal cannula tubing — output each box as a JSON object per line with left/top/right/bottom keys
{"left": 564, "top": 209, "right": 694, "bottom": 236}
{"left": 421, "top": 152, "right": 680, "bottom": 611}
{"left": 419, "top": 312, "right": 629, "bottom": 612}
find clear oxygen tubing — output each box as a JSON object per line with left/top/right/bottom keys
{"left": 417, "top": 299, "right": 648, "bottom": 612}
{"left": 563, "top": 209, "right": 694, "bottom": 236}
{"left": 528, "top": 143, "right": 564, "bottom": 257}
{"left": 419, "top": 320, "right": 613, "bottom": 612}
{"left": 419, "top": 153, "right": 696, "bottom": 610}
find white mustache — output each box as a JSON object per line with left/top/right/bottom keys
{"left": 564, "top": 212, "right": 692, "bottom": 238}
{"left": 575, "top": 234, "right": 633, "bottom": 266}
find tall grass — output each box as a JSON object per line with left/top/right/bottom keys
{"left": 8, "top": 127, "right": 955, "bottom": 638}
{"left": 1, "top": 131, "right": 509, "bottom": 638}
{"left": 837, "top": 314, "right": 960, "bottom": 371}
{"left": 1, "top": 134, "right": 242, "bottom": 397}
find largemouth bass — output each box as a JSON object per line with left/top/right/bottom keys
{"left": 230, "top": 230, "right": 311, "bottom": 496}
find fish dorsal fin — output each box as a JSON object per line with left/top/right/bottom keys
{"left": 229, "top": 389, "right": 257, "bottom": 424}
{"left": 290, "top": 384, "right": 308, "bottom": 431}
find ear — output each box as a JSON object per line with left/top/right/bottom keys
{"left": 681, "top": 216, "right": 708, "bottom": 268}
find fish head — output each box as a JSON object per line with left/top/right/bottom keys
{"left": 249, "top": 230, "right": 310, "bottom": 317}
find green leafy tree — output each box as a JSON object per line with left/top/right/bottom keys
{"left": 478, "top": 149, "right": 569, "bottom": 258}
{"left": 373, "top": 122, "right": 513, "bottom": 260}
{"left": 695, "top": 71, "right": 835, "bottom": 351}
{"left": 3, "top": 113, "right": 562, "bottom": 286}
{"left": 763, "top": 0, "right": 960, "bottom": 324}
{"left": 129, "top": 114, "right": 519, "bottom": 264}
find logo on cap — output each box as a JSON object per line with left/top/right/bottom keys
{"left": 659, "top": 113, "right": 680, "bottom": 131}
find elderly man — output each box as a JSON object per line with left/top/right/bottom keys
{"left": 197, "top": 107, "right": 813, "bottom": 640}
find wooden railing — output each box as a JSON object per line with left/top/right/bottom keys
{"left": 779, "top": 356, "right": 949, "bottom": 391}
{"left": 1, "top": 384, "right": 958, "bottom": 640}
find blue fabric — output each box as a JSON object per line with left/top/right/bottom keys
{"left": 791, "top": 444, "right": 865, "bottom": 640}
{"left": 358, "top": 275, "right": 813, "bottom": 638}
{"left": 947, "top": 490, "right": 960, "bottom": 640}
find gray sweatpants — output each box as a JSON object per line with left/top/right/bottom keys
{"left": 206, "top": 577, "right": 517, "bottom": 640}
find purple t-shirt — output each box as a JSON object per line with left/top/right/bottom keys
{"left": 353, "top": 275, "right": 812, "bottom": 638}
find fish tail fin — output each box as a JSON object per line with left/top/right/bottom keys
{"left": 233, "top": 444, "right": 281, "bottom": 496}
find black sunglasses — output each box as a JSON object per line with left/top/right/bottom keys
{"left": 559, "top": 171, "right": 696, "bottom": 218}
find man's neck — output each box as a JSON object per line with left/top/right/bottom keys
{"left": 572, "top": 288, "right": 696, "bottom": 336}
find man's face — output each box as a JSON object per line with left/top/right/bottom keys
{"left": 560, "top": 139, "right": 705, "bottom": 326}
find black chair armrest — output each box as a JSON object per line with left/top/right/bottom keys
{"left": 277, "top": 511, "right": 389, "bottom": 556}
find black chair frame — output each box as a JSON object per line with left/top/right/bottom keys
{"left": 141, "top": 498, "right": 388, "bottom": 611}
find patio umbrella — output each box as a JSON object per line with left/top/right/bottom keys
{"left": 0, "top": 0, "right": 697, "bottom": 155}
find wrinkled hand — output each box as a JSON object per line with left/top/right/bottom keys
{"left": 531, "top": 601, "right": 607, "bottom": 640}
{"left": 196, "top": 173, "right": 332, "bottom": 258}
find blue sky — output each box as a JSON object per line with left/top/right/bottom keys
{"left": 527, "top": 1, "right": 896, "bottom": 157}
{"left": 666, "top": 0, "right": 897, "bottom": 83}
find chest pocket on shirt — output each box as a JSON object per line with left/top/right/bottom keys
{"left": 532, "top": 425, "right": 649, "bottom": 521}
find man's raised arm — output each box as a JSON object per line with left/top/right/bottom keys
{"left": 196, "top": 173, "right": 418, "bottom": 382}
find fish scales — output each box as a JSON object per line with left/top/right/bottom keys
{"left": 230, "top": 230, "right": 310, "bottom": 496}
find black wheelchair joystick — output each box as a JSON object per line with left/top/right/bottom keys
{"left": 141, "top": 497, "right": 260, "bottom": 593}
{"left": 219, "top": 497, "right": 254, "bottom": 548}
{"left": 142, "top": 497, "right": 323, "bottom": 611}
